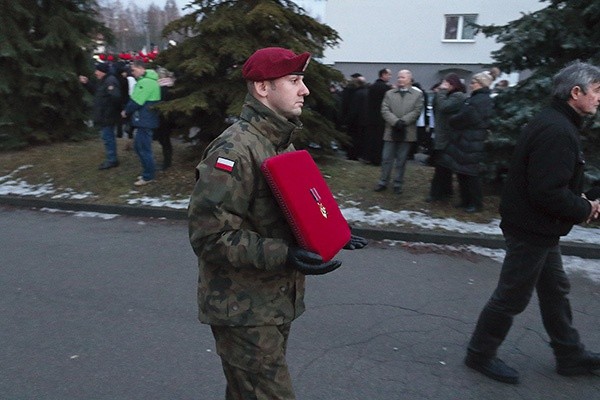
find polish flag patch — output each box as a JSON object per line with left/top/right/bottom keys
{"left": 215, "top": 157, "right": 235, "bottom": 173}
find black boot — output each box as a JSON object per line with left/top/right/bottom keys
{"left": 162, "top": 147, "right": 172, "bottom": 171}
{"left": 465, "top": 351, "right": 520, "bottom": 384}
{"left": 556, "top": 350, "right": 600, "bottom": 376}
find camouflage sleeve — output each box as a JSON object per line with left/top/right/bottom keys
{"left": 188, "top": 148, "right": 289, "bottom": 271}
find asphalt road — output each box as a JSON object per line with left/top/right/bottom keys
{"left": 2, "top": 206, "right": 600, "bottom": 399}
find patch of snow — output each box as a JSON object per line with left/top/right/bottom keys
{"left": 40, "top": 208, "right": 119, "bottom": 220}
{"left": 126, "top": 196, "right": 189, "bottom": 209}
{"left": 395, "top": 241, "right": 600, "bottom": 284}
{"left": 3, "top": 171, "right": 600, "bottom": 282}
{"left": 342, "top": 206, "right": 502, "bottom": 235}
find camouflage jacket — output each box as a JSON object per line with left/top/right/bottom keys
{"left": 188, "top": 93, "right": 306, "bottom": 326}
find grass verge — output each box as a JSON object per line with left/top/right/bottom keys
{"left": 0, "top": 137, "right": 502, "bottom": 228}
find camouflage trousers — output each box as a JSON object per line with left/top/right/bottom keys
{"left": 211, "top": 323, "right": 296, "bottom": 400}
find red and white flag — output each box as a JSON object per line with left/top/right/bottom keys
{"left": 215, "top": 157, "right": 235, "bottom": 172}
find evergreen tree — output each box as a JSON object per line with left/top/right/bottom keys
{"left": 478, "top": 0, "right": 600, "bottom": 181}
{"left": 157, "top": 0, "right": 346, "bottom": 150}
{"left": 0, "top": 0, "right": 107, "bottom": 149}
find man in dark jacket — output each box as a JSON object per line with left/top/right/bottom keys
{"left": 340, "top": 73, "right": 369, "bottom": 161}
{"left": 79, "top": 63, "right": 122, "bottom": 170}
{"left": 366, "top": 68, "right": 392, "bottom": 165}
{"left": 115, "top": 61, "right": 133, "bottom": 140}
{"left": 465, "top": 61, "right": 600, "bottom": 384}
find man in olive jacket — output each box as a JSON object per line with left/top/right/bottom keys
{"left": 375, "top": 69, "right": 424, "bottom": 194}
{"left": 366, "top": 68, "right": 392, "bottom": 165}
{"left": 188, "top": 47, "right": 365, "bottom": 400}
{"left": 465, "top": 61, "right": 600, "bottom": 384}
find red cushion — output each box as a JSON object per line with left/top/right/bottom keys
{"left": 261, "top": 150, "right": 350, "bottom": 261}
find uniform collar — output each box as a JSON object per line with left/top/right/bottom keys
{"left": 240, "top": 93, "right": 302, "bottom": 149}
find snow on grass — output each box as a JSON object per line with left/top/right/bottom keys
{"left": 3, "top": 170, "right": 600, "bottom": 282}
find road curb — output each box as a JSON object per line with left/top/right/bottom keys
{"left": 2, "top": 195, "right": 600, "bottom": 259}
{"left": 0, "top": 195, "right": 187, "bottom": 220}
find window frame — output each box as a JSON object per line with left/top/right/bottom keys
{"left": 442, "top": 14, "right": 478, "bottom": 42}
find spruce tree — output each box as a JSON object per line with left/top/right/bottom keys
{"left": 478, "top": 0, "right": 600, "bottom": 181}
{"left": 157, "top": 0, "right": 345, "bottom": 150}
{"left": 0, "top": 0, "right": 107, "bottom": 149}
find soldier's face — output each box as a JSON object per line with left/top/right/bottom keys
{"left": 265, "top": 75, "right": 310, "bottom": 119}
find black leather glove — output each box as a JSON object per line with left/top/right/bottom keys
{"left": 586, "top": 186, "right": 600, "bottom": 201}
{"left": 392, "top": 120, "right": 407, "bottom": 141}
{"left": 343, "top": 234, "right": 368, "bottom": 250}
{"left": 394, "top": 119, "right": 406, "bottom": 129}
{"left": 286, "top": 247, "right": 342, "bottom": 275}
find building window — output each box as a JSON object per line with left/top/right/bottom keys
{"left": 444, "top": 14, "right": 478, "bottom": 41}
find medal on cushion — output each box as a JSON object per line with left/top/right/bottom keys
{"left": 310, "top": 187, "right": 328, "bottom": 218}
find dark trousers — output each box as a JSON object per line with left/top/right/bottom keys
{"left": 365, "top": 123, "right": 384, "bottom": 165}
{"left": 345, "top": 125, "right": 366, "bottom": 161}
{"left": 417, "top": 126, "right": 432, "bottom": 154}
{"left": 365, "top": 124, "right": 384, "bottom": 165}
{"left": 211, "top": 323, "right": 296, "bottom": 400}
{"left": 154, "top": 131, "right": 172, "bottom": 169}
{"left": 379, "top": 141, "right": 411, "bottom": 189}
{"left": 468, "top": 234, "right": 583, "bottom": 359}
{"left": 457, "top": 173, "right": 482, "bottom": 208}
{"left": 429, "top": 152, "right": 453, "bottom": 200}
{"left": 116, "top": 117, "right": 133, "bottom": 139}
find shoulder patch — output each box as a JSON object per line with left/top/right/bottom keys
{"left": 215, "top": 157, "right": 235, "bottom": 173}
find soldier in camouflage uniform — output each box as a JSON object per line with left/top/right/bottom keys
{"left": 188, "top": 47, "right": 366, "bottom": 400}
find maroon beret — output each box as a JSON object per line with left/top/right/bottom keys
{"left": 242, "top": 47, "right": 311, "bottom": 81}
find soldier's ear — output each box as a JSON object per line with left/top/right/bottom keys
{"left": 253, "top": 81, "right": 270, "bottom": 98}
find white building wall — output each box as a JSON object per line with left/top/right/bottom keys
{"left": 323, "top": 0, "right": 545, "bottom": 65}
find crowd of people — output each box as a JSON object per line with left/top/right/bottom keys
{"left": 78, "top": 58, "right": 175, "bottom": 186}
{"left": 78, "top": 55, "right": 501, "bottom": 201}
{"left": 335, "top": 66, "right": 504, "bottom": 212}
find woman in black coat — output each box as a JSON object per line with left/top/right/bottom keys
{"left": 426, "top": 73, "right": 467, "bottom": 202}
{"left": 441, "top": 71, "right": 494, "bottom": 212}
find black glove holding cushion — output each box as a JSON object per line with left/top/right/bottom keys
{"left": 343, "top": 234, "right": 368, "bottom": 250}
{"left": 287, "top": 247, "right": 342, "bottom": 275}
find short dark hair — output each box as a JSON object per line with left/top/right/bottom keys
{"left": 378, "top": 68, "right": 391, "bottom": 78}
{"left": 131, "top": 59, "right": 147, "bottom": 69}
